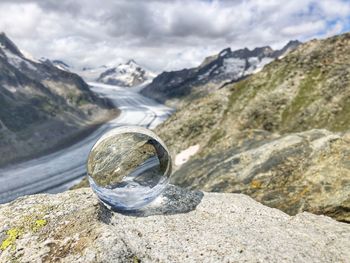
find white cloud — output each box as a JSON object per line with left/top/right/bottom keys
{"left": 318, "top": 0, "right": 350, "bottom": 18}
{"left": 281, "top": 21, "right": 326, "bottom": 36}
{"left": 0, "top": 3, "right": 42, "bottom": 37}
{"left": 0, "top": 0, "right": 349, "bottom": 72}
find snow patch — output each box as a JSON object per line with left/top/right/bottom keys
{"left": 3, "top": 48, "right": 36, "bottom": 71}
{"left": 223, "top": 58, "right": 246, "bottom": 75}
{"left": 20, "top": 49, "right": 39, "bottom": 63}
{"left": 245, "top": 57, "right": 274, "bottom": 75}
{"left": 198, "top": 65, "right": 217, "bottom": 80}
{"left": 175, "top": 145, "right": 200, "bottom": 166}
{"left": 55, "top": 64, "right": 68, "bottom": 71}
{"left": 219, "top": 49, "right": 229, "bottom": 57}
{"left": 3, "top": 84, "right": 17, "bottom": 93}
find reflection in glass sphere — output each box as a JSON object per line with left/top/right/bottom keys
{"left": 87, "top": 126, "right": 172, "bottom": 211}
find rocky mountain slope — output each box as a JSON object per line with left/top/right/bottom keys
{"left": 96, "top": 59, "right": 155, "bottom": 87}
{"left": 38, "top": 58, "right": 72, "bottom": 72}
{"left": 0, "top": 33, "right": 118, "bottom": 166}
{"left": 51, "top": 60, "right": 71, "bottom": 72}
{"left": 141, "top": 40, "right": 300, "bottom": 107}
{"left": 0, "top": 187, "right": 349, "bottom": 262}
{"left": 155, "top": 32, "right": 350, "bottom": 222}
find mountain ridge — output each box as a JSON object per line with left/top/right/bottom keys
{"left": 0, "top": 33, "right": 118, "bottom": 166}
{"left": 155, "top": 32, "right": 350, "bottom": 222}
{"left": 0, "top": 32, "right": 23, "bottom": 57}
{"left": 141, "top": 40, "right": 301, "bottom": 107}
{"left": 49, "top": 59, "right": 155, "bottom": 88}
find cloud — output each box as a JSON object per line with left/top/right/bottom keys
{"left": 0, "top": 0, "right": 349, "bottom": 72}
{"left": 281, "top": 21, "right": 326, "bottom": 36}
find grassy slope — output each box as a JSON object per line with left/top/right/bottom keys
{"left": 154, "top": 33, "right": 350, "bottom": 222}
{"left": 157, "top": 32, "right": 350, "bottom": 157}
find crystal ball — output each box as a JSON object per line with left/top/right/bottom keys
{"left": 87, "top": 126, "right": 172, "bottom": 211}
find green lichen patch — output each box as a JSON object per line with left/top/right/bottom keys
{"left": 32, "top": 219, "right": 47, "bottom": 232}
{"left": 133, "top": 255, "right": 141, "bottom": 263}
{"left": 0, "top": 210, "right": 49, "bottom": 254}
{"left": 0, "top": 228, "right": 22, "bottom": 251}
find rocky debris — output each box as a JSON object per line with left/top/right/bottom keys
{"left": 141, "top": 40, "right": 300, "bottom": 107}
{"left": 0, "top": 33, "right": 118, "bottom": 166}
{"left": 0, "top": 187, "right": 349, "bottom": 263}
{"left": 170, "top": 129, "right": 350, "bottom": 223}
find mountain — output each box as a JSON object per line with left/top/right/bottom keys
{"left": 51, "top": 59, "right": 71, "bottom": 71}
{"left": 60, "top": 60, "right": 155, "bottom": 88}
{"left": 96, "top": 59, "right": 155, "bottom": 87}
{"left": 38, "top": 58, "right": 72, "bottom": 72}
{"left": 155, "top": 32, "right": 350, "bottom": 222}
{"left": 141, "top": 40, "right": 301, "bottom": 107}
{"left": 0, "top": 33, "right": 117, "bottom": 166}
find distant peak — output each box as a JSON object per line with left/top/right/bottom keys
{"left": 52, "top": 60, "right": 70, "bottom": 68}
{"left": 0, "top": 32, "right": 23, "bottom": 57}
{"left": 286, "top": 40, "right": 302, "bottom": 46}
{"left": 278, "top": 40, "right": 302, "bottom": 55}
{"left": 126, "top": 59, "right": 137, "bottom": 65}
{"left": 282, "top": 40, "right": 302, "bottom": 50}
{"left": 252, "top": 46, "right": 273, "bottom": 53}
{"left": 264, "top": 46, "right": 273, "bottom": 51}
{"left": 0, "top": 32, "right": 8, "bottom": 39}
{"left": 219, "top": 48, "right": 231, "bottom": 57}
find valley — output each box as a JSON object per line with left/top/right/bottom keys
{"left": 1, "top": 30, "right": 349, "bottom": 224}
{"left": 0, "top": 82, "right": 172, "bottom": 203}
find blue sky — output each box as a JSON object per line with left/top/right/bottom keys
{"left": 0, "top": 0, "right": 349, "bottom": 72}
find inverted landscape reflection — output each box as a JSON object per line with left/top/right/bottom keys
{"left": 87, "top": 126, "right": 172, "bottom": 211}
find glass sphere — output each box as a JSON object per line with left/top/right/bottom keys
{"left": 87, "top": 126, "right": 172, "bottom": 211}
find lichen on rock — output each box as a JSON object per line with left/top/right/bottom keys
{"left": 0, "top": 187, "right": 349, "bottom": 262}
{"left": 0, "top": 228, "right": 21, "bottom": 251}
{"left": 153, "top": 33, "right": 350, "bottom": 224}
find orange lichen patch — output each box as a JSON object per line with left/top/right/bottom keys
{"left": 250, "top": 180, "right": 262, "bottom": 189}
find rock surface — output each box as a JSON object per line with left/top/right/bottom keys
{"left": 155, "top": 32, "right": 350, "bottom": 223}
{"left": 0, "top": 187, "right": 349, "bottom": 262}
{"left": 169, "top": 129, "right": 350, "bottom": 223}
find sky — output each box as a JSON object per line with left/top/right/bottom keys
{"left": 0, "top": 0, "right": 349, "bottom": 72}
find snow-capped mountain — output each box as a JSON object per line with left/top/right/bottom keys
{"left": 194, "top": 43, "right": 302, "bottom": 84}
{"left": 141, "top": 40, "right": 301, "bottom": 106}
{"left": 0, "top": 32, "right": 113, "bottom": 166}
{"left": 196, "top": 46, "right": 275, "bottom": 83}
{"left": 52, "top": 60, "right": 71, "bottom": 71}
{"left": 96, "top": 59, "right": 155, "bottom": 87}
{"left": 50, "top": 59, "right": 155, "bottom": 88}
